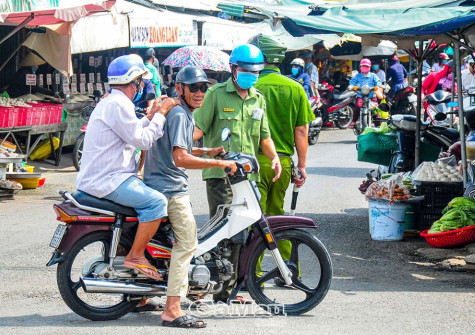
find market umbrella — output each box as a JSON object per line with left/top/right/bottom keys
{"left": 162, "top": 46, "right": 231, "bottom": 72}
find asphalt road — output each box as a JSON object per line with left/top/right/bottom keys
{"left": 0, "top": 127, "right": 473, "bottom": 335}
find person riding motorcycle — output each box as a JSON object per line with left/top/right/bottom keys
{"left": 288, "top": 58, "right": 312, "bottom": 97}
{"left": 76, "top": 54, "right": 179, "bottom": 282}
{"left": 386, "top": 55, "right": 408, "bottom": 98}
{"left": 348, "top": 58, "right": 382, "bottom": 129}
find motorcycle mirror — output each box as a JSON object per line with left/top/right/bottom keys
{"left": 434, "top": 112, "right": 447, "bottom": 121}
{"left": 144, "top": 92, "right": 155, "bottom": 101}
{"left": 221, "top": 127, "right": 231, "bottom": 153}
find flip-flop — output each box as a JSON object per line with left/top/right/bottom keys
{"left": 123, "top": 261, "right": 162, "bottom": 281}
{"left": 162, "top": 315, "right": 206, "bottom": 328}
{"left": 231, "top": 295, "right": 252, "bottom": 304}
{"left": 132, "top": 300, "right": 164, "bottom": 313}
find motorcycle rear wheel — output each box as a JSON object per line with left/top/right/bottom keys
{"left": 334, "top": 105, "right": 353, "bottom": 129}
{"left": 246, "top": 229, "right": 332, "bottom": 315}
{"left": 308, "top": 132, "right": 319, "bottom": 145}
{"left": 56, "top": 231, "right": 137, "bottom": 321}
{"left": 72, "top": 133, "right": 85, "bottom": 171}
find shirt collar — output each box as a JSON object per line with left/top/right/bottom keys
{"left": 178, "top": 97, "right": 193, "bottom": 120}
{"left": 225, "top": 77, "right": 257, "bottom": 99}
{"left": 261, "top": 65, "right": 281, "bottom": 74}
{"left": 110, "top": 89, "right": 135, "bottom": 108}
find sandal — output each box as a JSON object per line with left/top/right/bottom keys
{"left": 348, "top": 122, "right": 356, "bottom": 129}
{"left": 132, "top": 299, "right": 164, "bottom": 313}
{"left": 231, "top": 295, "right": 252, "bottom": 304}
{"left": 123, "top": 261, "right": 162, "bottom": 281}
{"left": 162, "top": 315, "right": 207, "bottom": 328}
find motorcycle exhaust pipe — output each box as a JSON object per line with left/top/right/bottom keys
{"left": 80, "top": 277, "right": 167, "bottom": 295}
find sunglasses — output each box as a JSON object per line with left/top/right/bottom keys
{"left": 187, "top": 83, "right": 208, "bottom": 93}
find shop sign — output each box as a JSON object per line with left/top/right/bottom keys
{"left": 87, "top": 83, "right": 94, "bottom": 94}
{"left": 202, "top": 22, "right": 255, "bottom": 50}
{"left": 38, "top": 74, "right": 43, "bottom": 87}
{"left": 55, "top": 73, "right": 61, "bottom": 84}
{"left": 71, "top": 74, "right": 77, "bottom": 83}
{"left": 80, "top": 83, "right": 86, "bottom": 94}
{"left": 89, "top": 56, "right": 95, "bottom": 67}
{"left": 96, "top": 83, "right": 103, "bottom": 92}
{"left": 62, "top": 83, "right": 70, "bottom": 94}
{"left": 129, "top": 17, "right": 197, "bottom": 48}
{"left": 96, "top": 73, "right": 101, "bottom": 83}
{"left": 80, "top": 74, "right": 86, "bottom": 83}
{"left": 89, "top": 73, "right": 95, "bottom": 83}
{"left": 46, "top": 74, "right": 52, "bottom": 86}
{"left": 71, "top": 83, "right": 78, "bottom": 94}
{"left": 97, "top": 56, "right": 102, "bottom": 66}
{"left": 26, "top": 74, "right": 36, "bottom": 86}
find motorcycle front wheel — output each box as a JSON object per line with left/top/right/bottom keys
{"left": 334, "top": 105, "right": 353, "bottom": 129}
{"left": 246, "top": 229, "right": 332, "bottom": 315}
{"left": 56, "top": 231, "right": 137, "bottom": 321}
{"left": 72, "top": 133, "right": 85, "bottom": 171}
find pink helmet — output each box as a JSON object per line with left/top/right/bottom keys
{"left": 360, "top": 58, "right": 371, "bottom": 67}
{"left": 438, "top": 53, "right": 449, "bottom": 60}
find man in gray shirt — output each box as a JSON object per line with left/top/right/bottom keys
{"left": 144, "top": 66, "right": 236, "bottom": 328}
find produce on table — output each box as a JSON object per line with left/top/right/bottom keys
{"left": 412, "top": 161, "right": 462, "bottom": 182}
{"left": 0, "top": 97, "right": 33, "bottom": 107}
{"left": 365, "top": 175, "right": 414, "bottom": 202}
{"left": 428, "top": 197, "right": 475, "bottom": 234}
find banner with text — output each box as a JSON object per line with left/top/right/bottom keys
{"left": 129, "top": 17, "right": 197, "bottom": 48}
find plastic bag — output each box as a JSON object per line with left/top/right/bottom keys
{"left": 30, "top": 137, "right": 60, "bottom": 161}
{"left": 365, "top": 174, "right": 412, "bottom": 202}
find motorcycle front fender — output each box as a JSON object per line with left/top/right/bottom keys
{"left": 46, "top": 224, "right": 111, "bottom": 266}
{"left": 236, "top": 216, "right": 317, "bottom": 283}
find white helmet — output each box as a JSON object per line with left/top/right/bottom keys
{"left": 107, "top": 54, "right": 152, "bottom": 85}
{"left": 290, "top": 58, "right": 305, "bottom": 68}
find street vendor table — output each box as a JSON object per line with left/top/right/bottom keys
{"left": 0, "top": 156, "right": 24, "bottom": 180}
{"left": 0, "top": 123, "right": 68, "bottom": 166}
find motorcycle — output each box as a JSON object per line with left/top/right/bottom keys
{"left": 318, "top": 83, "right": 355, "bottom": 129}
{"left": 385, "top": 86, "right": 418, "bottom": 115}
{"left": 308, "top": 97, "right": 323, "bottom": 145}
{"left": 353, "top": 85, "right": 379, "bottom": 135}
{"left": 424, "top": 90, "right": 458, "bottom": 128}
{"left": 72, "top": 92, "right": 154, "bottom": 171}
{"left": 72, "top": 90, "right": 103, "bottom": 171}
{"left": 382, "top": 113, "right": 459, "bottom": 173}
{"left": 47, "top": 128, "right": 332, "bottom": 321}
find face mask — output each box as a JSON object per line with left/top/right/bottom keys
{"left": 360, "top": 66, "right": 370, "bottom": 74}
{"left": 236, "top": 71, "right": 259, "bottom": 89}
{"left": 132, "top": 84, "right": 143, "bottom": 102}
{"left": 291, "top": 68, "right": 299, "bottom": 76}
{"left": 372, "top": 65, "right": 379, "bottom": 71}
{"left": 442, "top": 60, "right": 448, "bottom": 65}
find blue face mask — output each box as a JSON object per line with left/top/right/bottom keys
{"left": 442, "top": 60, "right": 448, "bottom": 65}
{"left": 372, "top": 65, "right": 379, "bottom": 71}
{"left": 291, "top": 68, "right": 299, "bottom": 76}
{"left": 133, "top": 85, "right": 143, "bottom": 102}
{"left": 236, "top": 71, "right": 259, "bottom": 89}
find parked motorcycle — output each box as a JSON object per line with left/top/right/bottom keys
{"left": 308, "top": 97, "right": 323, "bottom": 145}
{"left": 318, "top": 83, "right": 355, "bottom": 129}
{"left": 72, "top": 90, "right": 103, "bottom": 171}
{"left": 72, "top": 92, "right": 154, "bottom": 171}
{"left": 353, "top": 85, "right": 379, "bottom": 135}
{"left": 424, "top": 90, "right": 458, "bottom": 127}
{"left": 382, "top": 114, "right": 459, "bottom": 173}
{"left": 47, "top": 128, "right": 332, "bottom": 321}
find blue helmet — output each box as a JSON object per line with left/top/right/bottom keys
{"left": 107, "top": 54, "right": 152, "bottom": 85}
{"left": 229, "top": 44, "right": 264, "bottom": 71}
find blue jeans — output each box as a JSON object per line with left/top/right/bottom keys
{"left": 104, "top": 176, "right": 167, "bottom": 223}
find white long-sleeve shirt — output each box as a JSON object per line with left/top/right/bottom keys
{"left": 77, "top": 89, "right": 165, "bottom": 198}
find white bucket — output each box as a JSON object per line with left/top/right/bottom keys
{"left": 368, "top": 200, "right": 407, "bottom": 241}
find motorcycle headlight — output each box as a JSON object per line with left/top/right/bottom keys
{"left": 361, "top": 85, "right": 371, "bottom": 96}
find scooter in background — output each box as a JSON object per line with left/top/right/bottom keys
{"left": 308, "top": 97, "right": 323, "bottom": 145}
{"left": 318, "top": 83, "right": 355, "bottom": 129}
{"left": 424, "top": 90, "right": 458, "bottom": 127}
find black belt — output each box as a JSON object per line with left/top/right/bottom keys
{"left": 258, "top": 151, "right": 291, "bottom": 157}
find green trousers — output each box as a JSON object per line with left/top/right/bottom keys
{"left": 257, "top": 154, "right": 292, "bottom": 274}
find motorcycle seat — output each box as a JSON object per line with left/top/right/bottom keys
{"left": 434, "top": 127, "right": 460, "bottom": 140}
{"left": 71, "top": 190, "right": 138, "bottom": 217}
{"left": 333, "top": 90, "right": 356, "bottom": 101}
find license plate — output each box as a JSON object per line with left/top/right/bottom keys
{"left": 49, "top": 224, "right": 67, "bottom": 248}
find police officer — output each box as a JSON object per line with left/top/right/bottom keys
{"left": 194, "top": 44, "right": 282, "bottom": 303}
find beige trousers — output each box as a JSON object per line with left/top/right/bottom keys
{"left": 166, "top": 194, "right": 198, "bottom": 297}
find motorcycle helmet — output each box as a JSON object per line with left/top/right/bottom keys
{"left": 360, "top": 58, "right": 371, "bottom": 67}
{"left": 248, "top": 34, "right": 287, "bottom": 64}
{"left": 290, "top": 58, "right": 305, "bottom": 68}
{"left": 140, "top": 47, "right": 155, "bottom": 60}
{"left": 175, "top": 66, "right": 211, "bottom": 85}
{"left": 229, "top": 44, "right": 265, "bottom": 71}
{"left": 107, "top": 54, "right": 152, "bottom": 85}
{"left": 466, "top": 55, "right": 474, "bottom": 65}
{"left": 438, "top": 52, "right": 449, "bottom": 60}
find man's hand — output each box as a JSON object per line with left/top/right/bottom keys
{"left": 221, "top": 160, "right": 238, "bottom": 175}
{"left": 271, "top": 157, "right": 282, "bottom": 182}
{"left": 208, "top": 146, "right": 225, "bottom": 157}
{"left": 148, "top": 96, "right": 181, "bottom": 119}
{"left": 294, "top": 166, "right": 307, "bottom": 188}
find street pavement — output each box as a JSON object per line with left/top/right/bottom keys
{"left": 0, "top": 127, "right": 474, "bottom": 334}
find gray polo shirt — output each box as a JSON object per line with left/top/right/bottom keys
{"left": 144, "top": 102, "right": 194, "bottom": 198}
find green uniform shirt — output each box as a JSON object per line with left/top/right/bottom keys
{"left": 144, "top": 62, "right": 160, "bottom": 96}
{"left": 194, "top": 78, "right": 270, "bottom": 181}
{"left": 255, "top": 66, "right": 314, "bottom": 155}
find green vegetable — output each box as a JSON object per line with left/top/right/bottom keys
{"left": 428, "top": 197, "right": 475, "bottom": 234}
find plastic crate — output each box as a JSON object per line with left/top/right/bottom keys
{"left": 415, "top": 181, "right": 464, "bottom": 231}
{"left": 0, "top": 107, "right": 17, "bottom": 128}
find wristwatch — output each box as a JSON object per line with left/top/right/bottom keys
{"left": 202, "top": 147, "right": 208, "bottom": 157}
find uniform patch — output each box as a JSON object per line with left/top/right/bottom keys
{"left": 223, "top": 108, "right": 235, "bottom": 112}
